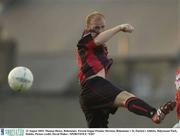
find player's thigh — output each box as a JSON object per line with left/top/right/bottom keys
{"left": 84, "top": 109, "right": 110, "bottom": 128}
{"left": 113, "top": 91, "right": 135, "bottom": 107}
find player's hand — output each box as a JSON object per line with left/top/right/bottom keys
{"left": 120, "top": 24, "right": 134, "bottom": 33}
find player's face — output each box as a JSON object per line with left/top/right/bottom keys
{"left": 89, "top": 18, "right": 106, "bottom": 33}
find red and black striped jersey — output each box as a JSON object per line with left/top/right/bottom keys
{"left": 76, "top": 30, "right": 113, "bottom": 85}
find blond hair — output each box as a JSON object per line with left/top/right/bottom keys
{"left": 85, "top": 11, "right": 105, "bottom": 29}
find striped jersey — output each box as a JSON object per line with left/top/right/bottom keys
{"left": 76, "top": 30, "right": 113, "bottom": 85}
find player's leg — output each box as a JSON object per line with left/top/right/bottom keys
{"left": 114, "top": 91, "right": 157, "bottom": 118}
{"left": 79, "top": 77, "right": 120, "bottom": 128}
{"left": 83, "top": 108, "right": 111, "bottom": 128}
{"left": 113, "top": 91, "right": 176, "bottom": 124}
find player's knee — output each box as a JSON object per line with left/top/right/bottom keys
{"left": 113, "top": 91, "right": 135, "bottom": 107}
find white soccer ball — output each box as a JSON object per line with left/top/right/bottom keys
{"left": 8, "top": 66, "right": 34, "bottom": 92}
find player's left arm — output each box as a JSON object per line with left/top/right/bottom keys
{"left": 94, "top": 24, "right": 134, "bottom": 46}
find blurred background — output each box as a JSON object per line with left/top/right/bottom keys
{"left": 0, "top": 0, "right": 180, "bottom": 128}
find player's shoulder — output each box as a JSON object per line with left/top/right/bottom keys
{"left": 78, "top": 31, "right": 93, "bottom": 44}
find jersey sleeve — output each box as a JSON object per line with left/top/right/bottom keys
{"left": 77, "top": 32, "right": 96, "bottom": 49}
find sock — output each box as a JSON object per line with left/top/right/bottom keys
{"left": 125, "top": 97, "right": 157, "bottom": 118}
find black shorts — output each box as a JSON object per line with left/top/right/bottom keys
{"left": 79, "top": 76, "right": 124, "bottom": 128}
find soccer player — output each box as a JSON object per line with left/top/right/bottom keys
{"left": 76, "top": 11, "right": 176, "bottom": 128}
{"left": 173, "top": 67, "right": 180, "bottom": 128}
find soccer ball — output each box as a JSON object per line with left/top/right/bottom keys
{"left": 8, "top": 66, "right": 34, "bottom": 92}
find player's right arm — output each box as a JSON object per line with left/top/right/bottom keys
{"left": 94, "top": 24, "right": 134, "bottom": 46}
